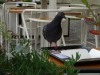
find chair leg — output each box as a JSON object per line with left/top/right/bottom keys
{"left": 0, "top": 16, "right": 3, "bottom": 45}
{"left": 34, "top": 26, "right": 38, "bottom": 50}
{"left": 94, "top": 26, "right": 99, "bottom": 48}
{"left": 81, "top": 19, "right": 85, "bottom": 45}
{"left": 83, "top": 24, "right": 99, "bottom": 47}
{"left": 95, "top": 35, "right": 99, "bottom": 48}
{"left": 85, "top": 24, "right": 88, "bottom": 46}
{"left": 61, "top": 34, "right": 66, "bottom": 46}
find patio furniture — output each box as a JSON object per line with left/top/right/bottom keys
{"left": 1, "top": 2, "right": 37, "bottom": 52}
{"left": 4, "top": 2, "right": 37, "bottom": 36}
{"left": 84, "top": 17, "right": 100, "bottom": 48}
{"left": 58, "top": 6, "right": 99, "bottom": 48}
{"left": 21, "top": 8, "right": 72, "bottom": 49}
{"left": 58, "top": 6, "right": 87, "bottom": 45}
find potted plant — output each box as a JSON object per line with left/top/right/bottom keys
{"left": 0, "top": 20, "right": 80, "bottom": 75}
{"left": 0, "top": 48, "right": 80, "bottom": 75}
{"left": 81, "top": 0, "right": 100, "bottom": 35}
{"left": 0, "top": 24, "right": 64, "bottom": 75}
{"left": 0, "top": 50, "right": 64, "bottom": 75}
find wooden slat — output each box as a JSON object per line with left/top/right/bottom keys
{"left": 75, "top": 15, "right": 87, "bottom": 18}
{"left": 89, "top": 30, "right": 100, "bottom": 35}
{"left": 8, "top": 6, "right": 34, "bottom": 13}
{"left": 64, "top": 12, "right": 81, "bottom": 16}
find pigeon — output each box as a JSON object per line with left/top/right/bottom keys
{"left": 43, "top": 12, "right": 66, "bottom": 49}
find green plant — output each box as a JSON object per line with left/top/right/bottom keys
{"left": 64, "top": 52, "right": 81, "bottom": 75}
{"left": 0, "top": 0, "right": 5, "bottom": 4}
{"left": 0, "top": 49, "right": 65, "bottom": 75}
{"left": 0, "top": 18, "right": 62, "bottom": 75}
{"left": 81, "top": 0, "right": 100, "bottom": 26}
{"left": 0, "top": 20, "right": 80, "bottom": 75}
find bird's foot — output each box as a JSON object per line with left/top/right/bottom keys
{"left": 54, "top": 45, "right": 58, "bottom": 50}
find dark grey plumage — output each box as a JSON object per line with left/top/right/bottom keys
{"left": 43, "top": 12, "right": 66, "bottom": 48}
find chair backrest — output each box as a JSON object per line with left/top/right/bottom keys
{"left": 2, "top": 2, "right": 37, "bottom": 26}
{"left": 22, "top": 8, "right": 72, "bottom": 20}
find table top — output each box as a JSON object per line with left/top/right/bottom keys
{"left": 49, "top": 54, "right": 100, "bottom": 73}
{"left": 4, "top": 1, "right": 37, "bottom": 13}
{"left": 49, "top": 48, "right": 100, "bottom": 70}
{"left": 49, "top": 55, "right": 100, "bottom": 68}
{"left": 8, "top": 6, "right": 34, "bottom": 13}
{"left": 5, "top": 1, "right": 36, "bottom": 4}
{"left": 8, "top": 7, "right": 72, "bottom": 14}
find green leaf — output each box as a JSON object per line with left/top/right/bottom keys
{"left": 81, "top": 0, "right": 99, "bottom": 22}
{"left": 81, "top": 0, "right": 89, "bottom": 7}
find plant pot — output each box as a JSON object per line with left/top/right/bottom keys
{"left": 89, "top": 30, "right": 100, "bottom": 35}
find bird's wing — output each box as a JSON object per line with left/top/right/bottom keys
{"left": 43, "top": 25, "right": 47, "bottom": 40}
{"left": 42, "top": 12, "right": 65, "bottom": 43}
{"left": 43, "top": 23, "right": 62, "bottom": 43}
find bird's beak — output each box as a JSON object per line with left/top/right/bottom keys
{"left": 63, "top": 15, "right": 66, "bottom": 19}
{"left": 63, "top": 12, "right": 66, "bottom": 19}
{"left": 62, "top": 16, "right": 66, "bottom": 22}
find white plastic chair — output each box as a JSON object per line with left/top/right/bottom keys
{"left": 58, "top": 6, "right": 88, "bottom": 45}
{"left": 3, "top": 2, "right": 37, "bottom": 38}
{"left": 21, "top": 8, "right": 72, "bottom": 49}
{"left": 59, "top": 5, "right": 99, "bottom": 46}
{"left": 2, "top": 2, "right": 37, "bottom": 52}
{"left": 83, "top": 18, "right": 100, "bottom": 48}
